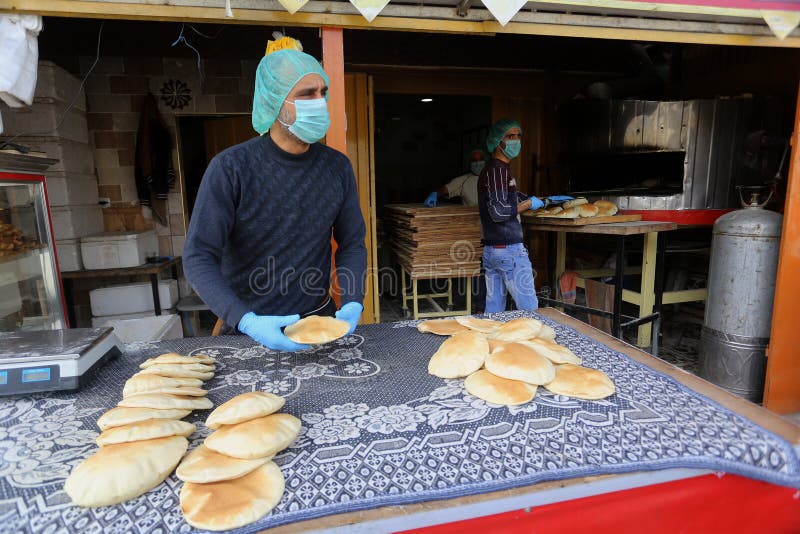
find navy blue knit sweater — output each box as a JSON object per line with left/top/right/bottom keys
{"left": 477, "top": 158, "right": 525, "bottom": 246}
{"left": 183, "top": 134, "right": 367, "bottom": 329}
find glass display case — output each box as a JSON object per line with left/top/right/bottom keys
{"left": 0, "top": 171, "right": 66, "bottom": 331}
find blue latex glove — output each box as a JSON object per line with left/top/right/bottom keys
{"left": 546, "top": 195, "right": 574, "bottom": 203}
{"left": 238, "top": 312, "right": 310, "bottom": 352}
{"left": 335, "top": 302, "right": 363, "bottom": 335}
{"left": 423, "top": 191, "right": 437, "bottom": 208}
{"left": 529, "top": 196, "right": 545, "bottom": 210}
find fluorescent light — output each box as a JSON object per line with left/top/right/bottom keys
{"left": 421, "top": 98, "right": 433, "bottom": 102}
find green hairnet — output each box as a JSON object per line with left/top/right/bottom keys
{"left": 252, "top": 49, "right": 330, "bottom": 135}
{"left": 486, "top": 118, "right": 522, "bottom": 154}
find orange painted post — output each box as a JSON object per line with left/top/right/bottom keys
{"left": 322, "top": 26, "right": 346, "bottom": 155}
{"left": 763, "top": 83, "right": 800, "bottom": 413}
{"left": 322, "top": 26, "right": 346, "bottom": 308}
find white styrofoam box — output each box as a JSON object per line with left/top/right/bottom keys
{"left": 55, "top": 239, "right": 83, "bottom": 272}
{"left": 100, "top": 314, "right": 183, "bottom": 343}
{"left": 90, "top": 279, "right": 179, "bottom": 317}
{"left": 45, "top": 173, "right": 99, "bottom": 207}
{"left": 91, "top": 309, "right": 176, "bottom": 327}
{"left": 51, "top": 204, "right": 103, "bottom": 240}
{"left": 35, "top": 61, "right": 87, "bottom": 111}
{"left": 0, "top": 100, "right": 88, "bottom": 144}
{"left": 81, "top": 231, "right": 158, "bottom": 270}
{"left": 3, "top": 137, "right": 94, "bottom": 174}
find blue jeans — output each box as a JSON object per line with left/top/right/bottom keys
{"left": 482, "top": 243, "right": 538, "bottom": 313}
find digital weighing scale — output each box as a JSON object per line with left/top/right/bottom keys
{"left": 0, "top": 327, "right": 122, "bottom": 396}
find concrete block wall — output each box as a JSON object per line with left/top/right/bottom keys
{"left": 0, "top": 61, "right": 102, "bottom": 271}
{"left": 77, "top": 55, "right": 258, "bottom": 257}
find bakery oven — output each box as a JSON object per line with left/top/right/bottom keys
{"left": 559, "top": 97, "right": 764, "bottom": 223}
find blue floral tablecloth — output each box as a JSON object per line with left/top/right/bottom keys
{"left": 1, "top": 310, "right": 799, "bottom": 533}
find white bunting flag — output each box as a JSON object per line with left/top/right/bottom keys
{"left": 762, "top": 10, "right": 800, "bottom": 40}
{"left": 277, "top": 0, "right": 309, "bottom": 14}
{"left": 481, "top": 0, "right": 528, "bottom": 26}
{"left": 350, "top": 0, "right": 392, "bottom": 22}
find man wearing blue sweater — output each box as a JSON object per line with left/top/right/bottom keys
{"left": 183, "top": 49, "right": 367, "bottom": 351}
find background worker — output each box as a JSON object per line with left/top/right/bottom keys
{"left": 478, "top": 118, "right": 570, "bottom": 313}
{"left": 424, "top": 148, "right": 486, "bottom": 207}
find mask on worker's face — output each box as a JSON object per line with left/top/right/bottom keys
{"left": 278, "top": 98, "right": 330, "bottom": 143}
{"left": 470, "top": 161, "right": 485, "bottom": 175}
{"left": 501, "top": 139, "right": 521, "bottom": 159}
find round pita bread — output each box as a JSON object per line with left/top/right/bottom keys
{"left": 177, "top": 445, "right": 270, "bottom": 483}
{"left": 140, "top": 360, "right": 214, "bottom": 372}
{"left": 97, "top": 406, "right": 192, "bottom": 431}
{"left": 578, "top": 203, "right": 600, "bottom": 217}
{"left": 180, "top": 461, "right": 284, "bottom": 531}
{"left": 518, "top": 338, "right": 581, "bottom": 365}
{"left": 534, "top": 324, "right": 557, "bottom": 342}
{"left": 122, "top": 386, "right": 207, "bottom": 398}
{"left": 123, "top": 374, "right": 204, "bottom": 397}
{"left": 416, "top": 319, "right": 468, "bottom": 336}
{"left": 485, "top": 343, "right": 556, "bottom": 385}
{"left": 454, "top": 316, "right": 503, "bottom": 334}
{"left": 487, "top": 339, "right": 510, "bottom": 353}
{"left": 96, "top": 419, "right": 196, "bottom": 446}
{"left": 140, "top": 354, "right": 217, "bottom": 368}
{"left": 488, "top": 318, "right": 543, "bottom": 342}
{"left": 205, "top": 413, "right": 301, "bottom": 459}
{"left": 544, "top": 364, "right": 615, "bottom": 400}
{"left": 118, "top": 393, "right": 213, "bottom": 411}
{"left": 283, "top": 315, "right": 350, "bottom": 344}
{"left": 65, "top": 436, "right": 188, "bottom": 507}
{"left": 552, "top": 206, "right": 580, "bottom": 219}
{"left": 206, "top": 392, "right": 285, "bottom": 429}
{"left": 562, "top": 197, "right": 588, "bottom": 208}
{"left": 138, "top": 364, "right": 214, "bottom": 380}
{"left": 593, "top": 200, "right": 618, "bottom": 216}
{"left": 465, "top": 370, "right": 537, "bottom": 406}
{"left": 427, "top": 330, "right": 489, "bottom": 379}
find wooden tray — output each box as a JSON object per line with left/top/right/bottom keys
{"left": 523, "top": 214, "right": 642, "bottom": 226}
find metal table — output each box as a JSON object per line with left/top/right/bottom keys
{"left": 60, "top": 257, "right": 181, "bottom": 327}
{"left": 524, "top": 219, "right": 678, "bottom": 350}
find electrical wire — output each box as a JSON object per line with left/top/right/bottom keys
{"left": 0, "top": 20, "right": 106, "bottom": 151}
{"left": 170, "top": 23, "right": 204, "bottom": 82}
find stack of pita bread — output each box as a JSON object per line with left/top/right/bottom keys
{"left": 533, "top": 198, "right": 618, "bottom": 219}
{"left": 65, "top": 353, "right": 217, "bottom": 507}
{"left": 422, "top": 317, "right": 615, "bottom": 405}
{"left": 177, "top": 392, "right": 300, "bottom": 531}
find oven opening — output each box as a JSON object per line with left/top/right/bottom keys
{"left": 566, "top": 150, "right": 686, "bottom": 197}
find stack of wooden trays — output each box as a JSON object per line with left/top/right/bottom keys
{"left": 385, "top": 204, "right": 482, "bottom": 279}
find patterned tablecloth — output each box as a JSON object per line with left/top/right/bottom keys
{"left": 1, "top": 310, "right": 799, "bottom": 533}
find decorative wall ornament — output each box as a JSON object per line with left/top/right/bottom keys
{"left": 277, "top": 0, "right": 310, "bottom": 14}
{"left": 160, "top": 79, "right": 192, "bottom": 110}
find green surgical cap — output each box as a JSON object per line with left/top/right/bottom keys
{"left": 486, "top": 118, "right": 522, "bottom": 154}
{"left": 252, "top": 49, "right": 330, "bottom": 135}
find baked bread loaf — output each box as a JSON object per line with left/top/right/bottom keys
{"left": 485, "top": 342, "right": 556, "bottom": 385}
{"left": 417, "top": 319, "right": 469, "bottom": 336}
{"left": 551, "top": 207, "right": 580, "bottom": 219}
{"left": 118, "top": 393, "right": 213, "bottom": 410}
{"left": 593, "top": 200, "right": 618, "bottom": 216}
{"left": 206, "top": 392, "right": 285, "bottom": 429}
{"left": 578, "top": 204, "right": 600, "bottom": 217}
{"left": 123, "top": 374, "right": 204, "bottom": 397}
{"left": 138, "top": 364, "right": 214, "bottom": 380}
{"left": 177, "top": 444, "right": 270, "bottom": 483}
{"left": 97, "top": 406, "right": 192, "bottom": 430}
{"left": 140, "top": 354, "right": 217, "bottom": 368}
{"left": 543, "top": 363, "right": 615, "bottom": 400}
{"left": 464, "top": 369, "right": 537, "bottom": 405}
{"left": 65, "top": 436, "right": 188, "bottom": 507}
{"left": 284, "top": 315, "right": 350, "bottom": 344}
{"left": 180, "top": 461, "right": 285, "bottom": 531}
{"left": 96, "top": 419, "right": 195, "bottom": 446}
{"left": 562, "top": 197, "right": 588, "bottom": 208}
{"left": 204, "top": 413, "right": 301, "bottom": 459}
{"left": 428, "top": 330, "right": 489, "bottom": 378}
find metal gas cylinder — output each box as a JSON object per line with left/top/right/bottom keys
{"left": 699, "top": 187, "right": 783, "bottom": 402}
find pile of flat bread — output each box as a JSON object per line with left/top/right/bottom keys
{"left": 533, "top": 198, "right": 618, "bottom": 219}
{"left": 422, "top": 316, "right": 615, "bottom": 405}
{"left": 65, "top": 352, "right": 216, "bottom": 507}
{"left": 284, "top": 315, "right": 350, "bottom": 345}
{"left": 177, "top": 392, "right": 300, "bottom": 531}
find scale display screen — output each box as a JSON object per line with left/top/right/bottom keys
{"left": 0, "top": 372, "right": 6, "bottom": 385}
{"left": 21, "top": 368, "right": 52, "bottom": 383}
